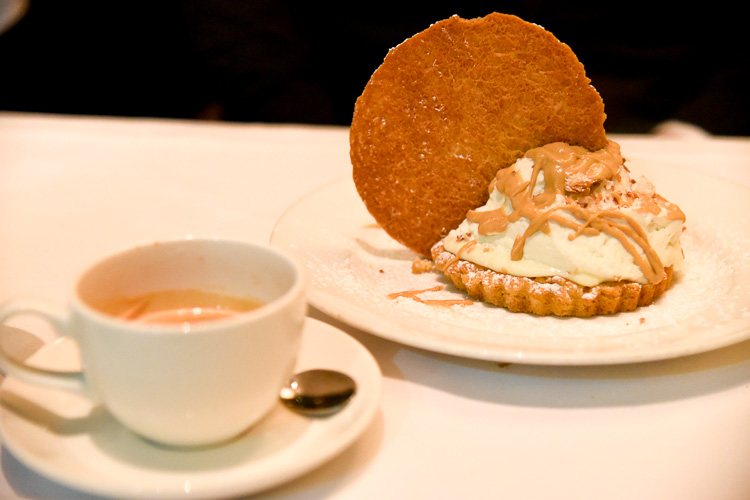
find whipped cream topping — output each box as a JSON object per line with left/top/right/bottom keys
{"left": 440, "top": 141, "right": 686, "bottom": 287}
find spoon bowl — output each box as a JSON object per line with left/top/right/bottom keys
{"left": 280, "top": 369, "right": 356, "bottom": 417}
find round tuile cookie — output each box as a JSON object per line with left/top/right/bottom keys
{"left": 350, "top": 12, "right": 608, "bottom": 257}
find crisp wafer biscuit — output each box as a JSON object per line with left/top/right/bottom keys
{"left": 350, "top": 13, "right": 607, "bottom": 257}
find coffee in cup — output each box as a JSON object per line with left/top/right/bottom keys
{"left": 94, "top": 288, "right": 265, "bottom": 325}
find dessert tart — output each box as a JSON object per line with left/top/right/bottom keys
{"left": 350, "top": 13, "right": 685, "bottom": 316}
{"left": 431, "top": 141, "right": 684, "bottom": 317}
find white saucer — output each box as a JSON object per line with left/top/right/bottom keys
{"left": 0, "top": 318, "right": 382, "bottom": 499}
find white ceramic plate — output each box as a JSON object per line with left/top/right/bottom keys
{"left": 271, "top": 161, "right": 750, "bottom": 365}
{"left": 0, "top": 318, "right": 382, "bottom": 499}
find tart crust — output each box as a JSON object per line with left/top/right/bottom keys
{"left": 431, "top": 241, "right": 673, "bottom": 317}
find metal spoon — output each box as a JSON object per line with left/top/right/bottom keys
{"left": 279, "top": 369, "right": 356, "bottom": 417}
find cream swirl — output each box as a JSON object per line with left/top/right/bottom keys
{"left": 440, "top": 141, "right": 685, "bottom": 287}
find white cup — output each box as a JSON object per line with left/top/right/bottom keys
{"left": 0, "top": 238, "right": 306, "bottom": 447}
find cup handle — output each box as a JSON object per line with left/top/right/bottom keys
{"left": 0, "top": 299, "right": 90, "bottom": 398}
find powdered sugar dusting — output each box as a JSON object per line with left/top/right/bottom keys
{"left": 311, "top": 218, "right": 740, "bottom": 337}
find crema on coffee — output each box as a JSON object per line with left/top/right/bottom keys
{"left": 94, "top": 289, "right": 265, "bottom": 325}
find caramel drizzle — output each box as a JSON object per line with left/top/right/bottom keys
{"left": 443, "top": 239, "right": 478, "bottom": 272}
{"left": 387, "top": 286, "right": 473, "bottom": 307}
{"left": 466, "top": 142, "right": 683, "bottom": 284}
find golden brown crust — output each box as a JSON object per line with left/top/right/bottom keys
{"left": 431, "top": 241, "right": 673, "bottom": 317}
{"left": 351, "top": 13, "right": 607, "bottom": 257}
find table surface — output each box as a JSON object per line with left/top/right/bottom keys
{"left": 1, "top": 112, "right": 750, "bottom": 500}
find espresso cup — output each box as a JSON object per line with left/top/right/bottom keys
{"left": 0, "top": 238, "right": 306, "bottom": 447}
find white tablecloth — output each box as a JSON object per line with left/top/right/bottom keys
{"left": 1, "top": 112, "right": 749, "bottom": 500}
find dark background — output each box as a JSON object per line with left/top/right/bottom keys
{"left": 1, "top": 2, "right": 748, "bottom": 135}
